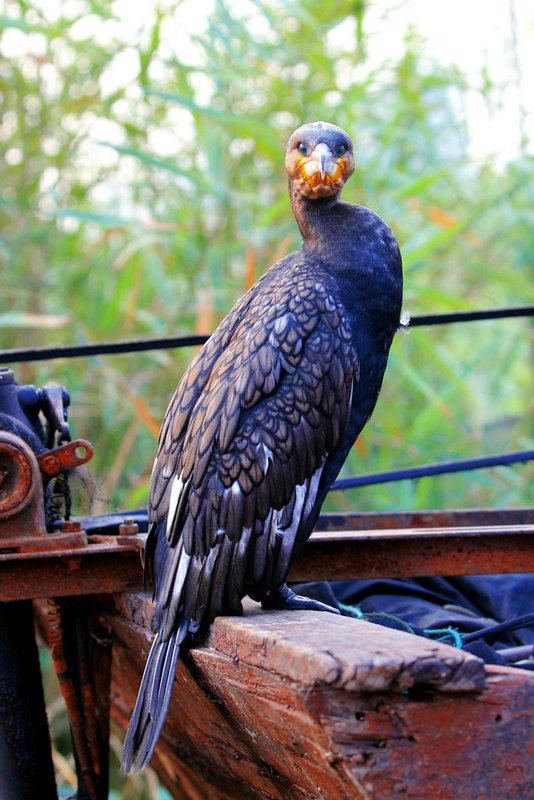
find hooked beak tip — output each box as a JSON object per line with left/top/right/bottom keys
{"left": 320, "top": 153, "right": 327, "bottom": 180}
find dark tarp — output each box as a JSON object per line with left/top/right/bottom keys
{"left": 291, "top": 575, "right": 534, "bottom": 668}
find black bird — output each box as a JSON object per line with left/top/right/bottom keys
{"left": 121, "top": 121, "right": 403, "bottom": 772}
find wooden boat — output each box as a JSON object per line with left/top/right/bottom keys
{"left": 103, "top": 590, "right": 534, "bottom": 800}
{"left": 14, "top": 503, "right": 534, "bottom": 799}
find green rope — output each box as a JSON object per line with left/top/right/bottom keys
{"left": 424, "top": 626, "right": 463, "bottom": 648}
{"left": 338, "top": 602, "right": 365, "bottom": 619}
{"left": 338, "top": 603, "right": 417, "bottom": 634}
{"left": 340, "top": 604, "right": 465, "bottom": 649}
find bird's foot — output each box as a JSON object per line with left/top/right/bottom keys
{"left": 261, "top": 584, "right": 340, "bottom": 614}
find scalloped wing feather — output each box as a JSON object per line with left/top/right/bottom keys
{"left": 148, "top": 262, "right": 359, "bottom": 633}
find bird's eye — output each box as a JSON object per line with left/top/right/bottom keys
{"left": 298, "top": 143, "right": 308, "bottom": 156}
{"left": 335, "top": 144, "right": 346, "bottom": 157}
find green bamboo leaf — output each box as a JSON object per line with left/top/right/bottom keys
{"left": 402, "top": 219, "right": 468, "bottom": 268}
{"left": 139, "top": 8, "right": 162, "bottom": 83}
{"left": 405, "top": 283, "right": 477, "bottom": 310}
{"left": 394, "top": 167, "right": 451, "bottom": 199}
{"left": 0, "top": 311, "right": 72, "bottom": 328}
{"left": 404, "top": 173, "right": 530, "bottom": 268}
{"left": 46, "top": 208, "right": 142, "bottom": 227}
{"left": 141, "top": 87, "right": 281, "bottom": 156}
{"left": 0, "top": 235, "right": 11, "bottom": 260}
{"left": 0, "top": 15, "right": 53, "bottom": 34}
{"left": 95, "top": 141, "right": 205, "bottom": 185}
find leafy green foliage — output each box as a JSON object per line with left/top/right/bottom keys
{"left": 2, "top": 0, "right": 533, "bottom": 794}
{"left": 1, "top": 0, "right": 531, "bottom": 515}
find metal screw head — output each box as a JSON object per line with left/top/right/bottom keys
{"left": 61, "top": 519, "right": 83, "bottom": 533}
{"left": 0, "top": 367, "right": 15, "bottom": 385}
{"left": 119, "top": 518, "right": 139, "bottom": 536}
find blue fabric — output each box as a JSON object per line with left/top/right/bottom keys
{"left": 290, "top": 574, "right": 534, "bottom": 666}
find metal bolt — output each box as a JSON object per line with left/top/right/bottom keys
{"left": 0, "top": 367, "right": 14, "bottom": 385}
{"left": 61, "top": 519, "right": 83, "bottom": 533}
{"left": 119, "top": 518, "right": 139, "bottom": 536}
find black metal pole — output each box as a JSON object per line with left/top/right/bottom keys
{"left": 0, "top": 600, "right": 58, "bottom": 800}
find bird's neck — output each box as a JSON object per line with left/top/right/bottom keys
{"left": 288, "top": 179, "right": 342, "bottom": 247}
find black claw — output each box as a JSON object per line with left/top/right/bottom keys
{"left": 261, "top": 584, "right": 340, "bottom": 614}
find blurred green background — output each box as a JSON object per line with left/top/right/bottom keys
{"left": 1, "top": 0, "right": 533, "bottom": 795}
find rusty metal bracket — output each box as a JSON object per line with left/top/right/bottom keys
{"left": 37, "top": 439, "right": 93, "bottom": 480}
{"left": 3, "top": 513, "right": 534, "bottom": 602}
{"left": 0, "top": 372, "right": 132, "bottom": 800}
{"left": 0, "top": 431, "right": 98, "bottom": 560}
{"left": 47, "top": 597, "right": 112, "bottom": 800}
{"left": 0, "top": 412, "right": 144, "bottom": 600}
{"left": 0, "top": 536, "right": 145, "bottom": 601}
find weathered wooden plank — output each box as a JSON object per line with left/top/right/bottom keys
{"left": 100, "top": 592, "right": 534, "bottom": 799}
{"left": 108, "top": 598, "right": 300, "bottom": 800}
{"left": 203, "top": 600, "right": 485, "bottom": 692}
{"left": 306, "top": 666, "right": 534, "bottom": 798}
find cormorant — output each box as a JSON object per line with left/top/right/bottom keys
{"left": 121, "top": 121, "right": 403, "bottom": 772}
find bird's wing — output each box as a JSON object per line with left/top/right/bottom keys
{"left": 149, "top": 286, "right": 255, "bottom": 513}
{"left": 148, "top": 265, "right": 359, "bottom": 637}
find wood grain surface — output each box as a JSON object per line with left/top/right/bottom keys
{"left": 102, "top": 592, "right": 534, "bottom": 799}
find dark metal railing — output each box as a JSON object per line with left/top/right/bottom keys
{"left": 1, "top": 304, "right": 533, "bottom": 488}
{"left": 0, "top": 305, "right": 533, "bottom": 364}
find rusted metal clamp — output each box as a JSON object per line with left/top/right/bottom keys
{"left": 37, "top": 438, "right": 93, "bottom": 480}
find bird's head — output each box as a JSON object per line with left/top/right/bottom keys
{"left": 285, "top": 121, "right": 354, "bottom": 199}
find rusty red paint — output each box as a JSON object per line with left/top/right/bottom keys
{"left": 118, "top": 519, "right": 140, "bottom": 536}
{"left": 0, "top": 540, "right": 144, "bottom": 601}
{"left": 317, "top": 507, "right": 534, "bottom": 532}
{"left": 0, "top": 427, "right": 112, "bottom": 797}
{"left": 47, "top": 598, "right": 109, "bottom": 800}
{"left": 3, "top": 520, "right": 534, "bottom": 602}
{"left": 290, "top": 524, "right": 534, "bottom": 582}
{"left": 61, "top": 519, "right": 83, "bottom": 533}
{"left": 0, "top": 531, "right": 87, "bottom": 554}
{"left": 0, "top": 431, "right": 47, "bottom": 542}
{"left": 1, "top": 427, "right": 534, "bottom": 601}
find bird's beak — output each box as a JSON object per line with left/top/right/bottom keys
{"left": 311, "top": 143, "right": 335, "bottom": 182}
{"left": 296, "top": 142, "right": 346, "bottom": 192}
{"left": 320, "top": 151, "right": 327, "bottom": 180}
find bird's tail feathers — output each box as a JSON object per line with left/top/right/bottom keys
{"left": 121, "top": 620, "right": 188, "bottom": 773}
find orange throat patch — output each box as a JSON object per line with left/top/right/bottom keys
{"left": 297, "top": 155, "right": 345, "bottom": 188}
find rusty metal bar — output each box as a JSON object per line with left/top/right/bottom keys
{"left": 0, "top": 539, "right": 144, "bottom": 602}
{"left": 316, "top": 507, "right": 534, "bottom": 531}
{"left": 2, "top": 518, "right": 534, "bottom": 601}
{"left": 290, "top": 524, "right": 534, "bottom": 582}
{"left": 48, "top": 598, "right": 111, "bottom": 800}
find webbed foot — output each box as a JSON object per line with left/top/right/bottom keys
{"left": 261, "top": 584, "right": 340, "bottom": 614}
